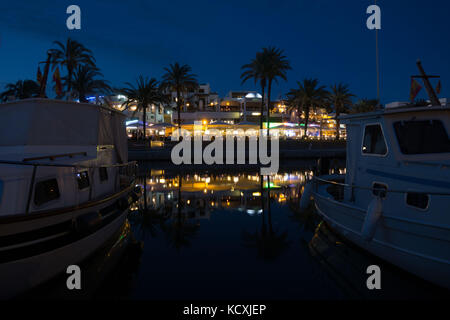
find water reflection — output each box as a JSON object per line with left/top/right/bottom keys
{"left": 131, "top": 170, "right": 315, "bottom": 254}
{"left": 118, "top": 165, "right": 449, "bottom": 300}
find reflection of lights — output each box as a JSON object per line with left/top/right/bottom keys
{"left": 233, "top": 177, "right": 239, "bottom": 183}
{"left": 252, "top": 192, "right": 261, "bottom": 197}
{"left": 247, "top": 209, "right": 256, "bottom": 216}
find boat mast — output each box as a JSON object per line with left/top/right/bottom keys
{"left": 375, "top": 0, "right": 380, "bottom": 106}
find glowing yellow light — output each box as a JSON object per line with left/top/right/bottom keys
{"left": 252, "top": 192, "right": 261, "bottom": 197}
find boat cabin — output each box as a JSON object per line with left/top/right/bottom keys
{"left": 341, "top": 104, "right": 450, "bottom": 223}
{"left": 0, "top": 99, "right": 130, "bottom": 216}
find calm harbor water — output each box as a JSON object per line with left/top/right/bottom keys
{"left": 28, "top": 161, "right": 450, "bottom": 300}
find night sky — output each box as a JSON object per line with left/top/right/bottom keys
{"left": 1, "top": 0, "right": 449, "bottom": 103}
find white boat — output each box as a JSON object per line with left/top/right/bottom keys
{"left": 0, "top": 99, "right": 139, "bottom": 299}
{"left": 303, "top": 103, "right": 450, "bottom": 289}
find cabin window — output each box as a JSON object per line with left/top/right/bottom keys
{"left": 406, "top": 192, "right": 429, "bottom": 210}
{"left": 362, "top": 124, "right": 387, "bottom": 155}
{"left": 99, "top": 167, "right": 108, "bottom": 182}
{"left": 76, "top": 171, "right": 90, "bottom": 190}
{"left": 34, "top": 179, "right": 60, "bottom": 206}
{"left": 394, "top": 120, "right": 450, "bottom": 154}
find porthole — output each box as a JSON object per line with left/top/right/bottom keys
{"left": 406, "top": 192, "right": 429, "bottom": 210}
{"left": 77, "top": 171, "right": 90, "bottom": 190}
{"left": 34, "top": 179, "right": 60, "bottom": 206}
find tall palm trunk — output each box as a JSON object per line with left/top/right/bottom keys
{"left": 297, "top": 106, "right": 302, "bottom": 135}
{"left": 304, "top": 107, "right": 310, "bottom": 138}
{"left": 177, "top": 89, "right": 181, "bottom": 129}
{"left": 260, "top": 84, "right": 265, "bottom": 130}
{"left": 67, "top": 67, "right": 73, "bottom": 100}
{"left": 266, "top": 79, "right": 272, "bottom": 136}
{"left": 335, "top": 108, "right": 341, "bottom": 140}
{"left": 142, "top": 103, "right": 147, "bottom": 140}
{"left": 319, "top": 117, "right": 323, "bottom": 140}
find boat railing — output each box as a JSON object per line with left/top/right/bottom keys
{"left": 0, "top": 160, "right": 138, "bottom": 213}
{"left": 313, "top": 176, "right": 450, "bottom": 198}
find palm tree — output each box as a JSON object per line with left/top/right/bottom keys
{"left": 351, "top": 98, "right": 379, "bottom": 114}
{"left": 68, "top": 65, "right": 111, "bottom": 102}
{"left": 161, "top": 63, "right": 198, "bottom": 128}
{"left": 49, "top": 38, "right": 96, "bottom": 99}
{"left": 120, "top": 76, "right": 164, "bottom": 139}
{"left": 0, "top": 80, "right": 40, "bottom": 102}
{"left": 240, "top": 51, "right": 267, "bottom": 129}
{"left": 286, "top": 79, "right": 329, "bottom": 138}
{"left": 261, "top": 47, "right": 291, "bottom": 134}
{"left": 327, "top": 83, "right": 354, "bottom": 140}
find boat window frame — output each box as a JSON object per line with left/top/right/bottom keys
{"left": 404, "top": 191, "right": 430, "bottom": 212}
{"left": 360, "top": 122, "right": 389, "bottom": 157}
{"left": 76, "top": 170, "right": 91, "bottom": 190}
{"left": 34, "top": 178, "right": 61, "bottom": 206}
{"left": 392, "top": 119, "right": 450, "bottom": 155}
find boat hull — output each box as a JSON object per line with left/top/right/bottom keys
{"left": 313, "top": 191, "right": 450, "bottom": 290}
{"left": 0, "top": 190, "right": 133, "bottom": 299}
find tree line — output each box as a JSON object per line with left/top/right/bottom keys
{"left": 0, "top": 38, "right": 380, "bottom": 140}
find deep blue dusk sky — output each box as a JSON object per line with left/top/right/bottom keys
{"left": 1, "top": 0, "right": 449, "bottom": 103}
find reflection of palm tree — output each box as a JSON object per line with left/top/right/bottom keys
{"left": 288, "top": 203, "right": 319, "bottom": 235}
{"left": 129, "top": 173, "right": 167, "bottom": 239}
{"left": 242, "top": 175, "right": 290, "bottom": 260}
{"left": 129, "top": 208, "right": 167, "bottom": 240}
{"left": 160, "top": 175, "right": 199, "bottom": 251}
